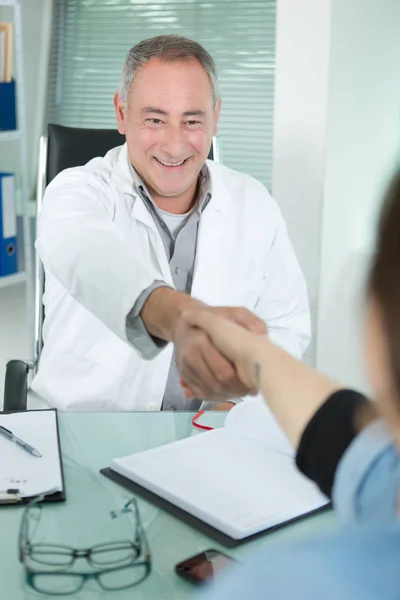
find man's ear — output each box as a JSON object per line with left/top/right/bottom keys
{"left": 213, "top": 99, "right": 222, "bottom": 136}
{"left": 114, "top": 91, "right": 127, "bottom": 135}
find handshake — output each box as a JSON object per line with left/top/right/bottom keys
{"left": 141, "top": 288, "right": 268, "bottom": 407}
{"left": 141, "top": 287, "right": 338, "bottom": 449}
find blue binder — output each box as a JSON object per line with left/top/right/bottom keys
{"left": 0, "top": 81, "right": 17, "bottom": 131}
{"left": 0, "top": 173, "right": 18, "bottom": 277}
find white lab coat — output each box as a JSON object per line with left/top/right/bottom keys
{"left": 29, "top": 144, "right": 310, "bottom": 411}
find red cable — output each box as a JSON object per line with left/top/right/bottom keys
{"left": 191, "top": 409, "right": 214, "bottom": 431}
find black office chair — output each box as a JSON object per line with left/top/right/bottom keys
{"left": 3, "top": 124, "right": 218, "bottom": 412}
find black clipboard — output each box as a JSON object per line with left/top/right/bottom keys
{"left": 100, "top": 466, "right": 331, "bottom": 548}
{"left": 0, "top": 408, "right": 66, "bottom": 505}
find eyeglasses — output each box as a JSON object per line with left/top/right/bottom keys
{"left": 19, "top": 495, "right": 151, "bottom": 595}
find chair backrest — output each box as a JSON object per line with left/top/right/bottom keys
{"left": 46, "top": 124, "right": 126, "bottom": 185}
{"left": 33, "top": 124, "right": 218, "bottom": 366}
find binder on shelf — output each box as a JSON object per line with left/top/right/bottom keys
{"left": 0, "top": 23, "right": 16, "bottom": 130}
{"left": 0, "top": 22, "right": 13, "bottom": 83}
{"left": 0, "top": 80, "right": 17, "bottom": 130}
{"left": 0, "top": 172, "right": 18, "bottom": 277}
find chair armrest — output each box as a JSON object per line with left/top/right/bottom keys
{"left": 3, "top": 360, "right": 31, "bottom": 412}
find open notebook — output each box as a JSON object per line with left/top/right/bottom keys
{"left": 0, "top": 409, "right": 65, "bottom": 504}
{"left": 101, "top": 400, "right": 329, "bottom": 545}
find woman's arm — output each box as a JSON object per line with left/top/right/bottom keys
{"left": 183, "top": 310, "right": 378, "bottom": 497}
{"left": 184, "top": 310, "right": 341, "bottom": 447}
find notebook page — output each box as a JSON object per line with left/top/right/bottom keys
{"left": 225, "top": 398, "right": 294, "bottom": 456}
{"left": 0, "top": 411, "right": 63, "bottom": 498}
{"left": 110, "top": 428, "right": 328, "bottom": 540}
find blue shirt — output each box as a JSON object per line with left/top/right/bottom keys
{"left": 199, "top": 420, "right": 400, "bottom": 600}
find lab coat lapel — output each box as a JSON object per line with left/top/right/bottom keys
{"left": 111, "top": 144, "right": 172, "bottom": 285}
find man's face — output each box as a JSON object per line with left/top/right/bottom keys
{"left": 114, "top": 57, "right": 220, "bottom": 210}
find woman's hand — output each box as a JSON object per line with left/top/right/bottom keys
{"left": 182, "top": 309, "right": 266, "bottom": 391}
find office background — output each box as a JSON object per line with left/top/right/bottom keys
{"left": 0, "top": 0, "right": 399, "bottom": 403}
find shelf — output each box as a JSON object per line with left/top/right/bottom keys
{"left": 15, "top": 194, "right": 36, "bottom": 219}
{"left": 0, "top": 271, "right": 26, "bottom": 289}
{"left": 0, "top": 130, "right": 20, "bottom": 141}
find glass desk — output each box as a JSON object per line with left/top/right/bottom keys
{"left": 1, "top": 412, "right": 337, "bottom": 599}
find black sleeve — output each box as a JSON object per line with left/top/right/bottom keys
{"left": 295, "top": 389, "right": 371, "bottom": 498}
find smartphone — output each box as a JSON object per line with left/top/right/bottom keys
{"left": 175, "top": 549, "right": 238, "bottom": 585}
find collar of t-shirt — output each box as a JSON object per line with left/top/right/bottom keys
{"left": 128, "top": 161, "right": 213, "bottom": 221}
{"left": 156, "top": 208, "right": 191, "bottom": 238}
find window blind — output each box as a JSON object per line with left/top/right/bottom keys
{"left": 47, "top": 0, "right": 276, "bottom": 189}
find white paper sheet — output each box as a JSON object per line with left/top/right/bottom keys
{"left": 225, "top": 397, "right": 294, "bottom": 456}
{"left": 0, "top": 411, "right": 63, "bottom": 498}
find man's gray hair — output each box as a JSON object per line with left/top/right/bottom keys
{"left": 119, "top": 34, "right": 220, "bottom": 107}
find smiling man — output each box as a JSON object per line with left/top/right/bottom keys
{"left": 118, "top": 56, "right": 216, "bottom": 215}
{"left": 30, "top": 35, "right": 311, "bottom": 411}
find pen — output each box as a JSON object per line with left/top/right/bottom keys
{"left": 0, "top": 426, "right": 42, "bottom": 458}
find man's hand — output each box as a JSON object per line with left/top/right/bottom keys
{"left": 140, "top": 287, "right": 267, "bottom": 402}
{"left": 173, "top": 305, "right": 266, "bottom": 402}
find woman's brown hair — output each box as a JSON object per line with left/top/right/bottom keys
{"left": 369, "top": 170, "right": 400, "bottom": 397}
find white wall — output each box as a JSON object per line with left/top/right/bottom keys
{"left": 317, "top": 0, "right": 400, "bottom": 392}
{"left": 272, "top": 0, "right": 333, "bottom": 366}
{"left": 274, "top": 0, "right": 400, "bottom": 391}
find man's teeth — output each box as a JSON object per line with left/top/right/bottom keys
{"left": 157, "top": 158, "right": 186, "bottom": 167}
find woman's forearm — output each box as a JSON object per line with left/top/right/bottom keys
{"left": 250, "top": 339, "right": 342, "bottom": 448}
